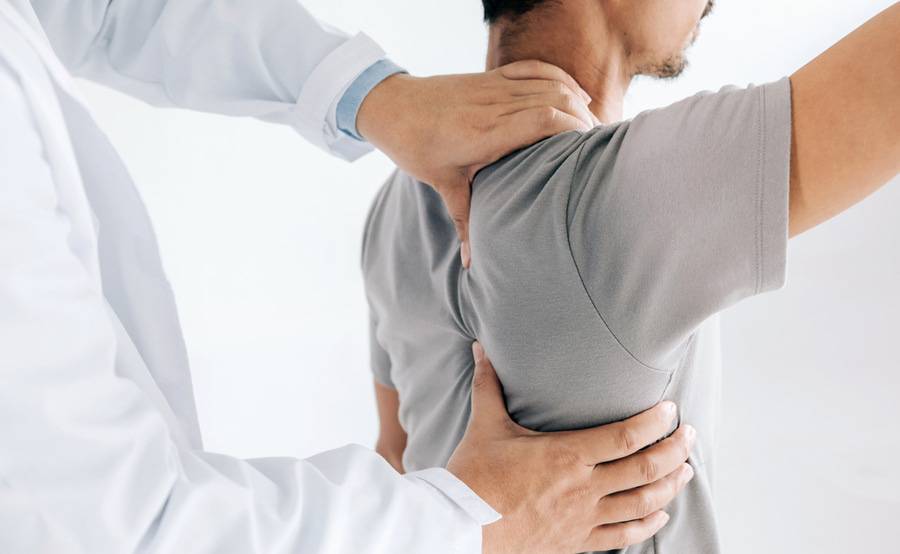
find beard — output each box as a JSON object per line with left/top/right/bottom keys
{"left": 634, "top": 23, "right": 701, "bottom": 80}
{"left": 635, "top": 52, "right": 689, "bottom": 80}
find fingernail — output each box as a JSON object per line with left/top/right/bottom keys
{"left": 659, "top": 512, "right": 671, "bottom": 525}
{"left": 682, "top": 463, "right": 695, "bottom": 482}
{"left": 461, "top": 241, "right": 471, "bottom": 269}
{"left": 661, "top": 401, "right": 677, "bottom": 418}
{"left": 684, "top": 425, "right": 697, "bottom": 442}
{"left": 472, "top": 341, "right": 485, "bottom": 363}
{"left": 578, "top": 87, "right": 592, "bottom": 104}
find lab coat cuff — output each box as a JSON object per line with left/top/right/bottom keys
{"left": 292, "top": 32, "right": 388, "bottom": 162}
{"left": 406, "top": 468, "right": 503, "bottom": 527}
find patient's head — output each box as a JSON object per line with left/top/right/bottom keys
{"left": 484, "top": 0, "right": 715, "bottom": 82}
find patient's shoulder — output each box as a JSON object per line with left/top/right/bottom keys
{"left": 469, "top": 129, "right": 599, "bottom": 238}
{"left": 362, "top": 169, "right": 436, "bottom": 267}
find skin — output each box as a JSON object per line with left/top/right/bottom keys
{"left": 373, "top": 381, "right": 406, "bottom": 473}
{"left": 486, "top": 0, "right": 899, "bottom": 233}
{"left": 357, "top": 61, "right": 599, "bottom": 268}
{"left": 453, "top": 344, "right": 694, "bottom": 553}
{"left": 376, "top": 351, "right": 697, "bottom": 553}
{"left": 485, "top": 0, "right": 714, "bottom": 122}
{"left": 373, "top": 2, "right": 898, "bottom": 553}
{"left": 788, "top": 3, "right": 900, "bottom": 236}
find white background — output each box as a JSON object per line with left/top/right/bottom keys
{"left": 78, "top": 0, "right": 898, "bottom": 552}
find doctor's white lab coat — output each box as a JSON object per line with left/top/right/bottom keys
{"left": 0, "top": 1, "right": 498, "bottom": 552}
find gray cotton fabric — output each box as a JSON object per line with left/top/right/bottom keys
{"left": 362, "top": 77, "right": 792, "bottom": 554}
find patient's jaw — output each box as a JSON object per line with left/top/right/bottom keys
{"left": 486, "top": 0, "right": 714, "bottom": 122}
{"left": 608, "top": 0, "right": 714, "bottom": 78}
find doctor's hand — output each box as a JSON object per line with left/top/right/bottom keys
{"left": 356, "top": 61, "right": 598, "bottom": 268}
{"left": 447, "top": 343, "right": 696, "bottom": 554}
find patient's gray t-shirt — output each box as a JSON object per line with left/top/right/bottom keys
{"left": 362, "top": 78, "right": 792, "bottom": 554}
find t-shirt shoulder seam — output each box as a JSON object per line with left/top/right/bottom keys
{"left": 563, "top": 142, "right": 673, "bottom": 375}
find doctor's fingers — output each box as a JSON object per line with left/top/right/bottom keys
{"left": 500, "top": 78, "right": 601, "bottom": 125}
{"left": 475, "top": 106, "right": 590, "bottom": 173}
{"left": 596, "top": 462, "right": 694, "bottom": 525}
{"left": 495, "top": 59, "right": 592, "bottom": 104}
{"left": 594, "top": 424, "right": 697, "bottom": 496}
{"left": 499, "top": 92, "right": 598, "bottom": 130}
{"left": 582, "top": 511, "right": 671, "bottom": 553}
{"left": 439, "top": 180, "right": 472, "bottom": 268}
{"left": 553, "top": 401, "right": 680, "bottom": 466}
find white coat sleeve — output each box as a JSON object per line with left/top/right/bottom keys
{"left": 0, "top": 62, "right": 497, "bottom": 554}
{"left": 29, "top": 0, "right": 383, "bottom": 160}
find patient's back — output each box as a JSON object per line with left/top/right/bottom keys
{"left": 362, "top": 79, "right": 792, "bottom": 553}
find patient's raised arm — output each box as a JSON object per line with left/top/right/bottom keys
{"left": 789, "top": 3, "right": 900, "bottom": 237}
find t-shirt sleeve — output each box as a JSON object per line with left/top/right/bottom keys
{"left": 567, "top": 78, "right": 792, "bottom": 371}
{"left": 369, "top": 311, "right": 395, "bottom": 388}
{"left": 361, "top": 183, "right": 395, "bottom": 389}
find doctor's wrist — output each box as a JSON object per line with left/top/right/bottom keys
{"left": 336, "top": 59, "right": 406, "bottom": 141}
{"left": 355, "top": 72, "right": 422, "bottom": 154}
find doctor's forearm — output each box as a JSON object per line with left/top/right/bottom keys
{"left": 30, "top": 0, "right": 382, "bottom": 158}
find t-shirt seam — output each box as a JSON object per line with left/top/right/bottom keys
{"left": 563, "top": 142, "right": 674, "bottom": 376}
{"left": 371, "top": 372, "right": 396, "bottom": 390}
{"left": 755, "top": 85, "right": 767, "bottom": 295}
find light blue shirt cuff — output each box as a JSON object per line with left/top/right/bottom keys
{"left": 335, "top": 59, "right": 406, "bottom": 141}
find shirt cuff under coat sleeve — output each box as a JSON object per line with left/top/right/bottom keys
{"left": 336, "top": 59, "right": 407, "bottom": 141}
{"left": 291, "top": 32, "right": 391, "bottom": 162}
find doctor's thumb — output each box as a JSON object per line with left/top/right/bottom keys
{"left": 434, "top": 178, "right": 472, "bottom": 269}
{"left": 469, "top": 342, "right": 518, "bottom": 433}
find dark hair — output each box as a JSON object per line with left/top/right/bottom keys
{"left": 482, "top": 0, "right": 552, "bottom": 22}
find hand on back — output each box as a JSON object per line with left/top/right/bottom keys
{"left": 448, "top": 343, "right": 695, "bottom": 554}
{"left": 356, "top": 60, "right": 598, "bottom": 267}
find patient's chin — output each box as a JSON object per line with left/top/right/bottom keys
{"left": 638, "top": 53, "right": 689, "bottom": 80}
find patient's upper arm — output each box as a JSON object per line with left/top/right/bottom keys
{"left": 567, "top": 80, "right": 793, "bottom": 370}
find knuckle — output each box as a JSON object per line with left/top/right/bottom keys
{"left": 554, "top": 92, "right": 577, "bottom": 113}
{"left": 611, "top": 528, "right": 633, "bottom": 550}
{"left": 471, "top": 368, "right": 489, "bottom": 390}
{"left": 536, "top": 105, "right": 558, "bottom": 125}
{"left": 633, "top": 490, "right": 656, "bottom": 519}
{"left": 639, "top": 457, "right": 660, "bottom": 482}
{"left": 451, "top": 214, "right": 468, "bottom": 230}
{"left": 532, "top": 106, "right": 559, "bottom": 130}
{"left": 615, "top": 426, "right": 638, "bottom": 454}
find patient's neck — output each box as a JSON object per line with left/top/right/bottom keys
{"left": 486, "top": 10, "right": 631, "bottom": 124}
